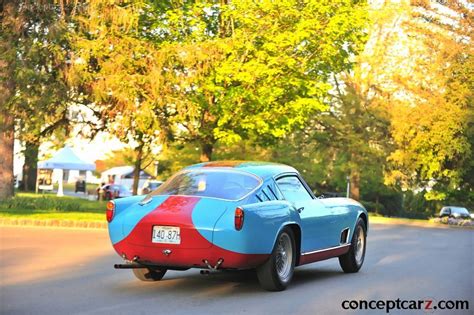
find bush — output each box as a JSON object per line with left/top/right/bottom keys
{"left": 431, "top": 217, "right": 473, "bottom": 227}
{"left": 0, "top": 193, "right": 105, "bottom": 213}
{"left": 361, "top": 201, "right": 386, "bottom": 214}
{"left": 401, "top": 190, "right": 439, "bottom": 219}
{"left": 361, "top": 188, "right": 403, "bottom": 217}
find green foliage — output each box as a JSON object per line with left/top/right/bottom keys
{"left": 360, "top": 201, "right": 386, "bottom": 214}
{"left": 70, "top": 0, "right": 173, "bottom": 193}
{"left": 0, "top": 193, "right": 105, "bottom": 213}
{"left": 71, "top": 0, "right": 165, "bottom": 143}
{"left": 1, "top": 2, "right": 73, "bottom": 143}
{"left": 155, "top": 142, "right": 202, "bottom": 179}
{"left": 400, "top": 191, "right": 438, "bottom": 219}
{"left": 4, "top": 0, "right": 472, "bottom": 220}
{"left": 0, "top": 1, "right": 82, "bottom": 195}
{"left": 141, "top": 0, "right": 369, "bottom": 160}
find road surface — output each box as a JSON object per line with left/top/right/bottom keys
{"left": 0, "top": 224, "right": 472, "bottom": 314}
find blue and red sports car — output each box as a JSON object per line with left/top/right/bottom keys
{"left": 107, "top": 161, "right": 368, "bottom": 291}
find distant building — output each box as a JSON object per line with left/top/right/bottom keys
{"left": 100, "top": 166, "right": 153, "bottom": 191}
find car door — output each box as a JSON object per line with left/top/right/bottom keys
{"left": 275, "top": 174, "right": 339, "bottom": 253}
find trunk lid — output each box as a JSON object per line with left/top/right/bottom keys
{"left": 123, "top": 195, "right": 234, "bottom": 249}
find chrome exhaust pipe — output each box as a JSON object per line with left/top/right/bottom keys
{"left": 114, "top": 263, "right": 146, "bottom": 269}
{"left": 202, "top": 258, "right": 224, "bottom": 270}
{"left": 114, "top": 255, "right": 143, "bottom": 269}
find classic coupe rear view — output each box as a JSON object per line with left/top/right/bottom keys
{"left": 107, "top": 161, "right": 368, "bottom": 291}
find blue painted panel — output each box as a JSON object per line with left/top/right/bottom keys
{"left": 320, "top": 198, "right": 368, "bottom": 242}
{"left": 213, "top": 200, "right": 300, "bottom": 254}
{"left": 191, "top": 198, "right": 234, "bottom": 242}
{"left": 299, "top": 199, "right": 339, "bottom": 252}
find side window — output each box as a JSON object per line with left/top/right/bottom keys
{"left": 256, "top": 185, "right": 279, "bottom": 202}
{"left": 256, "top": 190, "right": 270, "bottom": 201}
{"left": 276, "top": 176, "right": 313, "bottom": 203}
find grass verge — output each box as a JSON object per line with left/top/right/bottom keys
{"left": 0, "top": 192, "right": 105, "bottom": 222}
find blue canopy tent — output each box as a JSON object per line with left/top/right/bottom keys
{"left": 37, "top": 146, "right": 96, "bottom": 196}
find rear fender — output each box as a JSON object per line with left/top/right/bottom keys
{"left": 108, "top": 195, "right": 156, "bottom": 245}
{"left": 213, "top": 200, "right": 301, "bottom": 255}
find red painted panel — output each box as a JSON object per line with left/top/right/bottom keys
{"left": 122, "top": 195, "right": 212, "bottom": 249}
{"left": 201, "top": 161, "right": 244, "bottom": 168}
{"left": 298, "top": 245, "right": 350, "bottom": 266}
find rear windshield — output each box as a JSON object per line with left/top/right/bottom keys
{"left": 150, "top": 169, "right": 261, "bottom": 200}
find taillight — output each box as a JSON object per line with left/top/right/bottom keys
{"left": 235, "top": 207, "right": 244, "bottom": 231}
{"left": 106, "top": 201, "right": 115, "bottom": 222}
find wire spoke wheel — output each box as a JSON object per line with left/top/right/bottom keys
{"left": 257, "top": 227, "right": 296, "bottom": 291}
{"left": 354, "top": 225, "right": 365, "bottom": 265}
{"left": 339, "top": 218, "right": 366, "bottom": 273}
{"left": 275, "top": 233, "right": 293, "bottom": 281}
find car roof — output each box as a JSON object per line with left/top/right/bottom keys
{"left": 183, "top": 161, "right": 298, "bottom": 180}
{"left": 443, "top": 206, "right": 468, "bottom": 209}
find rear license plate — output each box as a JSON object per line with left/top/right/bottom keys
{"left": 152, "top": 226, "right": 181, "bottom": 244}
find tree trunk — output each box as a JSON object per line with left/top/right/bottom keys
{"left": 21, "top": 140, "right": 39, "bottom": 191}
{"left": 375, "top": 194, "right": 380, "bottom": 214}
{"left": 200, "top": 142, "right": 214, "bottom": 162}
{"left": 0, "top": 0, "right": 16, "bottom": 199}
{"left": 132, "top": 144, "right": 144, "bottom": 195}
{"left": 0, "top": 110, "right": 15, "bottom": 199}
{"left": 350, "top": 168, "right": 360, "bottom": 201}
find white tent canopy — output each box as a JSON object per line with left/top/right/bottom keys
{"left": 37, "top": 146, "right": 95, "bottom": 196}
{"left": 38, "top": 146, "right": 95, "bottom": 171}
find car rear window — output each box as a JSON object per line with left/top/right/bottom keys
{"left": 150, "top": 169, "right": 261, "bottom": 200}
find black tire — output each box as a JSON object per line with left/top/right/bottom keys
{"left": 132, "top": 268, "right": 167, "bottom": 281}
{"left": 339, "top": 218, "right": 366, "bottom": 273}
{"left": 256, "top": 227, "right": 296, "bottom": 291}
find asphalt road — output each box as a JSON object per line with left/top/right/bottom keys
{"left": 0, "top": 224, "right": 472, "bottom": 315}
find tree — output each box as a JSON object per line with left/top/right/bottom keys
{"left": 300, "top": 0, "right": 474, "bottom": 210}
{"left": 70, "top": 0, "right": 170, "bottom": 194}
{"left": 0, "top": 1, "right": 77, "bottom": 196}
{"left": 70, "top": 0, "right": 369, "bottom": 194}
{"left": 146, "top": 0, "right": 369, "bottom": 161}
{"left": 265, "top": 2, "right": 391, "bottom": 201}
{"left": 0, "top": 1, "right": 16, "bottom": 198}
{"left": 378, "top": 1, "right": 473, "bottom": 204}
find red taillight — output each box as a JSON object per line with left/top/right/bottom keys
{"left": 235, "top": 207, "right": 244, "bottom": 231}
{"left": 106, "top": 201, "right": 115, "bottom": 222}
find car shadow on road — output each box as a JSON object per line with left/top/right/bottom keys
{"left": 110, "top": 265, "right": 347, "bottom": 297}
{"left": 291, "top": 267, "right": 345, "bottom": 286}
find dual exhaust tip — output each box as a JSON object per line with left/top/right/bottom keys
{"left": 114, "top": 256, "right": 225, "bottom": 271}
{"left": 202, "top": 258, "right": 224, "bottom": 270}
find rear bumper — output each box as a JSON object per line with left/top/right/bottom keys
{"left": 112, "top": 241, "right": 269, "bottom": 270}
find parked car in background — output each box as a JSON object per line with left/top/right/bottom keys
{"left": 139, "top": 180, "right": 163, "bottom": 195}
{"left": 99, "top": 184, "right": 132, "bottom": 200}
{"left": 107, "top": 161, "right": 368, "bottom": 291}
{"left": 439, "top": 206, "right": 471, "bottom": 219}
